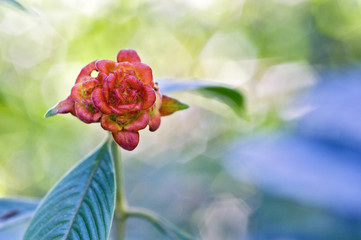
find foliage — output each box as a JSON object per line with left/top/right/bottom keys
{"left": 24, "top": 140, "right": 115, "bottom": 240}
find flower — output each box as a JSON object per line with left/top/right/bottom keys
{"left": 45, "top": 49, "right": 188, "bottom": 150}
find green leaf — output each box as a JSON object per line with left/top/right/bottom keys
{"left": 157, "top": 79, "right": 245, "bottom": 117}
{"left": 0, "top": 198, "right": 38, "bottom": 230}
{"left": 24, "top": 139, "right": 116, "bottom": 240}
{"left": 154, "top": 217, "right": 195, "bottom": 240}
{"left": 197, "top": 86, "right": 245, "bottom": 117}
{"left": 127, "top": 208, "right": 196, "bottom": 240}
{"left": 0, "top": 0, "right": 27, "bottom": 11}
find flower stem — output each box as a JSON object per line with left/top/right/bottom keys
{"left": 110, "top": 139, "right": 128, "bottom": 240}
{"left": 126, "top": 207, "right": 168, "bottom": 236}
{"left": 126, "top": 207, "right": 194, "bottom": 240}
{"left": 108, "top": 137, "right": 193, "bottom": 240}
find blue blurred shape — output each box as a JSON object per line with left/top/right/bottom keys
{"left": 225, "top": 66, "right": 361, "bottom": 217}
{"left": 296, "top": 67, "right": 361, "bottom": 153}
{"left": 0, "top": 198, "right": 38, "bottom": 229}
{"left": 0, "top": 198, "right": 38, "bottom": 240}
{"left": 156, "top": 78, "right": 212, "bottom": 93}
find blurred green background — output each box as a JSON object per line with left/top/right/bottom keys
{"left": 1, "top": 0, "right": 361, "bottom": 239}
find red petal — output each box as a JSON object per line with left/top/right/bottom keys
{"left": 116, "top": 103, "right": 138, "bottom": 111}
{"left": 133, "top": 62, "right": 153, "bottom": 86}
{"left": 92, "top": 87, "right": 112, "bottom": 114}
{"left": 70, "top": 84, "right": 83, "bottom": 102}
{"left": 103, "top": 74, "right": 116, "bottom": 101}
{"left": 134, "top": 102, "right": 143, "bottom": 111}
{"left": 109, "top": 106, "right": 126, "bottom": 115}
{"left": 125, "top": 75, "right": 143, "bottom": 89}
{"left": 124, "top": 111, "right": 150, "bottom": 131}
{"left": 75, "top": 61, "right": 97, "bottom": 84}
{"left": 116, "top": 49, "right": 141, "bottom": 63}
{"left": 97, "top": 72, "right": 108, "bottom": 84}
{"left": 159, "top": 95, "right": 189, "bottom": 116}
{"left": 112, "top": 131, "right": 140, "bottom": 151}
{"left": 142, "top": 85, "right": 156, "bottom": 110}
{"left": 75, "top": 103, "right": 102, "bottom": 123}
{"left": 118, "top": 62, "right": 134, "bottom": 72}
{"left": 111, "top": 103, "right": 142, "bottom": 113}
{"left": 113, "top": 70, "right": 124, "bottom": 86}
{"left": 95, "top": 60, "right": 117, "bottom": 74}
{"left": 70, "top": 79, "right": 99, "bottom": 103}
{"left": 148, "top": 111, "right": 161, "bottom": 132}
{"left": 101, "top": 115, "right": 122, "bottom": 132}
{"left": 45, "top": 96, "right": 75, "bottom": 118}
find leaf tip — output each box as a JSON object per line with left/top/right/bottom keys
{"left": 179, "top": 102, "right": 189, "bottom": 110}
{"left": 44, "top": 107, "right": 57, "bottom": 118}
{"left": 44, "top": 97, "right": 75, "bottom": 119}
{"left": 159, "top": 95, "right": 189, "bottom": 116}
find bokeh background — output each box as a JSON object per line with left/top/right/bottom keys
{"left": 1, "top": 0, "right": 361, "bottom": 239}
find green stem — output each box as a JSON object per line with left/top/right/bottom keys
{"left": 108, "top": 137, "right": 193, "bottom": 240}
{"left": 110, "top": 138, "right": 128, "bottom": 240}
{"left": 126, "top": 207, "right": 168, "bottom": 236}
{"left": 126, "top": 207, "right": 194, "bottom": 239}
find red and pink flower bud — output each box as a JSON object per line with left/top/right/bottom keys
{"left": 45, "top": 49, "right": 188, "bottom": 150}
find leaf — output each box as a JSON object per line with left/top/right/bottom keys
{"left": 127, "top": 208, "right": 196, "bottom": 240}
{"left": 0, "top": 198, "right": 38, "bottom": 230}
{"left": 156, "top": 79, "right": 245, "bottom": 117}
{"left": 153, "top": 217, "right": 195, "bottom": 240}
{"left": 24, "top": 139, "right": 116, "bottom": 240}
{"left": 156, "top": 79, "right": 211, "bottom": 93}
{"left": 0, "top": 0, "right": 27, "bottom": 11}
{"left": 197, "top": 86, "right": 245, "bottom": 117}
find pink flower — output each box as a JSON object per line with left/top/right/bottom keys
{"left": 46, "top": 49, "right": 188, "bottom": 150}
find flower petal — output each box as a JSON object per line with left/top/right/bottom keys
{"left": 75, "top": 61, "right": 97, "bottom": 84}
{"left": 75, "top": 103, "right": 102, "bottom": 123}
{"left": 92, "top": 87, "right": 112, "bottom": 114}
{"left": 101, "top": 115, "right": 122, "bottom": 132}
{"left": 124, "top": 111, "right": 150, "bottom": 131}
{"left": 133, "top": 62, "right": 153, "bottom": 86}
{"left": 118, "top": 62, "right": 134, "bottom": 72}
{"left": 142, "top": 85, "right": 156, "bottom": 110}
{"left": 109, "top": 106, "right": 127, "bottom": 115}
{"left": 95, "top": 60, "right": 117, "bottom": 74}
{"left": 125, "top": 75, "right": 143, "bottom": 89}
{"left": 45, "top": 96, "right": 75, "bottom": 118}
{"left": 159, "top": 95, "right": 189, "bottom": 116}
{"left": 103, "top": 74, "right": 116, "bottom": 101}
{"left": 116, "top": 103, "right": 138, "bottom": 111}
{"left": 112, "top": 131, "right": 140, "bottom": 151}
{"left": 70, "top": 79, "right": 99, "bottom": 103}
{"left": 147, "top": 91, "right": 162, "bottom": 131}
{"left": 116, "top": 49, "right": 141, "bottom": 63}
{"left": 96, "top": 72, "right": 108, "bottom": 84}
{"left": 70, "top": 84, "right": 83, "bottom": 103}
{"left": 148, "top": 111, "right": 161, "bottom": 132}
